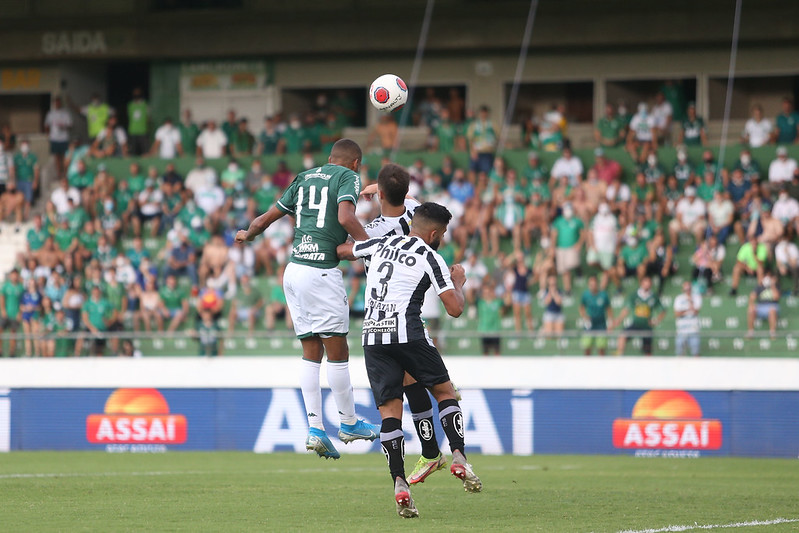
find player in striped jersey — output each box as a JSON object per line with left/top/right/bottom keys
{"left": 338, "top": 202, "right": 482, "bottom": 518}
{"left": 360, "top": 164, "right": 450, "bottom": 485}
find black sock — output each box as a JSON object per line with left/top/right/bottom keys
{"left": 404, "top": 382, "right": 440, "bottom": 459}
{"left": 380, "top": 417, "right": 406, "bottom": 483}
{"left": 438, "top": 398, "right": 465, "bottom": 456}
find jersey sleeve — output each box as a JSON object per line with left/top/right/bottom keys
{"left": 337, "top": 170, "right": 361, "bottom": 205}
{"left": 352, "top": 238, "right": 385, "bottom": 259}
{"left": 363, "top": 217, "right": 394, "bottom": 239}
{"left": 276, "top": 177, "right": 299, "bottom": 214}
{"left": 425, "top": 251, "right": 455, "bottom": 295}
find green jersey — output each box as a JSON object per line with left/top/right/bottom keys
{"left": 83, "top": 297, "right": 113, "bottom": 331}
{"left": 85, "top": 103, "right": 110, "bottom": 139}
{"left": 776, "top": 112, "right": 799, "bottom": 144}
{"left": 581, "top": 290, "right": 610, "bottom": 330}
{"left": 179, "top": 122, "right": 200, "bottom": 153}
{"left": 259, "top": 130, "right": 281, "bottom": 155}
{"left": 128, "top": 174, "right": 146, "bottom": 195}
{"left": 13, "top": 152, "right": 37, "bottom": 181}
{"left": 1, "top": 280, "right": 24, "bottom": 318}
{"left": 596, "top": 117, "right": 624, "bottom": 146}
{"left": 54, "top": 227, "right": 77, "bottom": 251}
{"left": 276, "top": 164, "right": 360, "bottom": 269}
{"left": 282, "top": 127, "right": 304, "bottom": 154}
{"left": 197, "top": 321, "right": 220, "bottom": 356}
{"left": 78, "top": 230, "right": 100, "bottom": 254}
{"left": 114, "top": 188, "right": 134, "bottom": 215}
{"left": 552, "top": 216, "right": 584, "bottom": 248}
{"left": 697, "top": 181, "right": 723, "bottom": 202}
{"left": 673, "top": 163, "right": 693, "bottom": 183}
{"left": 231, "top": 130, "right": 255, "bottom": 155}
{"left": 69, "top": 170, "right": 94, "bottom": 190}
{"left": 682, "top": 117, "right": 705, "bottom": 145}
{"left": 254, "top": 184, "right": 279, "bottom": 212}
{"left": 627, "top": 290, "right": 662, "bottom": 330}
{"left": 269, "top": 284, "right": 286, "bottom": 305}
{"left": 128, "top": 100, "right": 149, "bottom": 135}
{"left": 235, "top": 287, "right": 262, "bottom": 309}
{"left": 160, "top": 285, "right": 186, "bottom": 311}
{"left": 105, "top": 283, "right": 125, "bottom": 312}
{"left": 47, "top": 314, "right": 71, "bottom": 357}
{"left": 435, "top": 122, "right": 457, "bottom": 153}
{"left": 526, "top": 179, "right": 551, "bottom": 201}
{"left": 27, "top": 227, "right": 48, "bottom": 251}
{"left": 620, "top": 243, "right": 648, "bottom": 268}
{"left": 477, "top": 298, "right": 502, "bottom": 332}
{"left": 66, "top": 207, "right": 89, "bottom": 232}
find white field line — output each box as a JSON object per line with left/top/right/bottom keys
{"left": 0, "top": 462, "right": 565, "bottom": 480}
{"left": 618, "top": 517, "right": 799, "bottom": 533}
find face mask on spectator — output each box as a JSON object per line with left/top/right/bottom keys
{"left": 741, "top": 154, "right": 751, "bottom": 166}
{"left": 647, "top": 155, "right": 657, "bottom": 166}
{"left": 779, "top": 192, "right": 788, "bottom": 201}
{"left": 303, "top": 155, "right": 314, "bottom": 169}
{"left": 677, "top": 152, "right": 687, "bottom": 163}
{"left": 541, "top": 237, "right": 550, "bottom": 250}
{"left": 563, "top": 206, "right": 574, "bottom": 219}
{"left": 104, "top": 200, "right": 114, "bottom": 212}
{"left": 763, "top": 276, "right": 772, "bottom": 288}
{"left": 290, "top": 120, "right": 301, "bottom": 129}
{"left": 20, "top": 143, "right": 30, "bottom": 154}
{"left": 598, "top": 203, "right": 610, "bottom": 216}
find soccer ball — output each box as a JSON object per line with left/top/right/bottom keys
{"left": 369, "top": 74, "right": 408, "bottom": 112}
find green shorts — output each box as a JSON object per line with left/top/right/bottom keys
{"left": 581, "top": 333, "right": 608, "bottom": 350}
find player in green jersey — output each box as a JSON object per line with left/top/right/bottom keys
{"left": 236, "top": 139, "right": 379, "bottom": 459}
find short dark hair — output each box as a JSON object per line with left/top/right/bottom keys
{"left": 329, "top": 138, "right": 362, "bottom": 164}
{"left": 413, "top": 202, "right": 452, "bottom": 228}
{"left": 377, "top": 163, "right": 410, "bottom": 207}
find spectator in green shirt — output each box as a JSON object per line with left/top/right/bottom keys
{"left": 730, "top": 234, "right": 768, "bottom": 296}
{"left": 319, "top": 113, "right": 343, "bottom": 154}
{"left": 579, "top": 275, "right": 613, "bottom": 355}
{"left": 282, "top": 114, "right": 305, "bottom": 154}
{"left": 594, "top": 103, "right": 625, "bottom": 148}
{"left": 227, "top": 274, "right": 264, "bottom": 334}
{"left": 611, "top": 276, "right": 665, "bottom": 356}
{"left": 678, "top": 102, "right": 707, "bottom": 146}
{"left": 231, "top": 118, "right": 255, "bottom": 157}
{"left": 13, "top": 140, "right": 38, "bottom": 214}
{"left": 0, "top": 269, "right": 24, "bottom": 356}
{"left": 80, "top": 285, "right": 114, "bottom": 356}
{"left": 616, "top": 236, "right": 649, "bottom": 282}
{"left": 523, "top": 152, "right": 549, "bottom": 191}
{"left": 179, "top": 109, "right": 200, "bottom": 155}
{"left": 258, "top": 116, "right": 281, "bottom": 156}
{"left": 265, "top": 267, "right": 292, "bottom": 330}
{"left": 551, "top": 204, "right": 585, "bottom": 295}
{"left": 27, "top": 214, "right": 49, "bottom": 253}
{"left": 197, "top": 310, "right": 221, "bottom": 357}
{"left": 697, "top": 171, "right": 724, "bottom": 202}
{"left": 477, "top": 283, "right": 503, "bottom": 356}
{"left": 221, "top": 109, "right": 238, "bottom": 153}
{"left": 127, "top": 87, "right": 150, "bottom": 155}
{"left": 160, "top": 275, "right": 189, "bottom": 332}
{"left": 434, "top": 108, "right": 457, "bottom": 153}
{"left": 775, "top": 97, "right": 799, "bottom": 145}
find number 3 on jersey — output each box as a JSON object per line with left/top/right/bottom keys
{"left": 295, "top": 185, "right": 328, "bottom": 228}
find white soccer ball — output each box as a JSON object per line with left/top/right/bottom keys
{"left": 369, "top": 74, "right": 408, "bottom": 112}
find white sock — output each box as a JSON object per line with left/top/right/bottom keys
{"left": 300, "top": 359, "right": 324, "bottom": 430}
{"left": 326, "top": 360, "right": 357, "bottom": 425}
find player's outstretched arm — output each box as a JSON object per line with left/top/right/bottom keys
{"left": 235, "top": 205, "right": 286, "bottom": 243}
{"left": 337, "top": 242, "right": 356, "bottom": 261}
{"left": 338, "top": 201, "right": 369, "bottom": 241}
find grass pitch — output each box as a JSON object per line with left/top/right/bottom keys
{"left": 0, "top": 452, "right": 797, "bottom": 532}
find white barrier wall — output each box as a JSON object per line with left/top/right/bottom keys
{"left": 1, "top": 356, "right": 798, "bottom": 390}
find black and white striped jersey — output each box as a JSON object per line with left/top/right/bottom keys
{"left": 363, "top": 198, "right": 419, "bottom": 239}
{"left": 361, "top": 198, "right": 419, "bottom": 271}
{"left": 352, "top": 234, "right": 454, "bottom": 346}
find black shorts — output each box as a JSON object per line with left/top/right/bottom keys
{"left": 50, "top": 140, "right": 69, "bottom": 155}
{"left": 482, "top": 337, "right": 500, "bottom": 352}
{"left": 364, "top": 339, "right": 450, "bottom": 407}
{"left": 625, "top": 325, "right": 653, "bottom": 353}
{"left": 0, "top": 317, "right": 20, "bottom": 331}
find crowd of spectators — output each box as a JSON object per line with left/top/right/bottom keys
{"left": 1, "top": 87, "right": 799, "bottom": 356}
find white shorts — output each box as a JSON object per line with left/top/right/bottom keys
{"left": 283, "top": 262, "right": 349, "bottom": 339}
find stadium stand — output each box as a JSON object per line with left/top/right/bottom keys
{"left": 3, "top": 91, "right": 799, "bottom": 358}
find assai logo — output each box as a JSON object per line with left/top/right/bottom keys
{"left": 612, "top": 390, "right": 722, "bottom": 450}
{"left": 86, "top": 389, "right": 187, "bottom": 445}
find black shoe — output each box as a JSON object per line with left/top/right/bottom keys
{"left": 729, "top": 288, "right": 737, "bottom": 296}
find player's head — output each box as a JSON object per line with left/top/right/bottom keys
{"left": 377, "top": 163, "right": 410, "bottom": 207}
{"left": 587, "top": 275, "right": 598, "bottom": 292}
{"left": 411, "top": 202, "right": 452, "bottom": 251}
{"left": 328, "top": 138, "right": 362, "bottom": 172}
